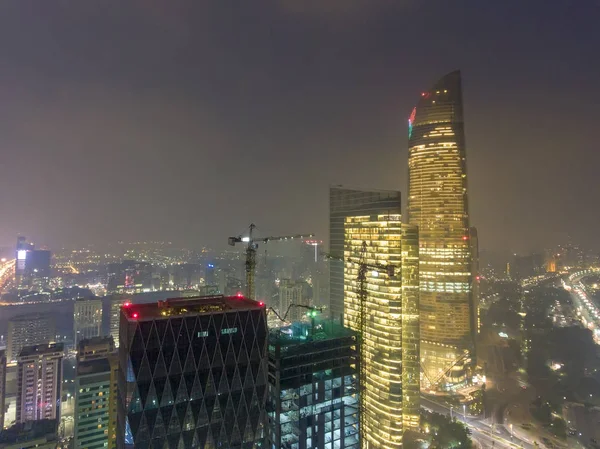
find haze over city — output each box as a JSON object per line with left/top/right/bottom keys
{"left": 1, "top": 3, "right": 600, "bottom": 449}
{"left": 1, "top": 1, "right": 599, "bottom": 252}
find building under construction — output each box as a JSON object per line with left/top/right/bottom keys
{"left": 266, "top": 319, "right": 360, "bottom": 449}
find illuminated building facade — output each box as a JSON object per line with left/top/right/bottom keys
{"left": 407, "top": 70, "right": 474, "bottom": 389}
{"left": 77, "top": 338, "right": 119, "bottom": 449}
{"left": 117, "top": 295, "right": 268, "bottom": 449}
{"left": 16, "top": 343, "right": 64, "bottom": 424}
{"left": 469, "top": 227, "right": 480, "bottom": 337}
{"left": 0, "top": 350, "right": 5, "bottom": 430}
{"left": 343, "top": 212, "right": 420, "bottom": 448}
{"left": 7, "top": 314, "right": 55, "bottom": 362}
{"left": 266, "top": 320, "right": 360, "bottom": 449}
{"left": 74, "top": 358, "right": 111, "bottom": 449}
{"left": 330, "top": 186, "right": 403, "bottom": 323}
{"left": 110, "top": 296, "right": 131, "bottom": 348}
{"left": 401, "top": 225, "right": 420, "bottom": 432}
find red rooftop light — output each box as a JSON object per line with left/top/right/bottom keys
{"left": 123, "top": 302, "right": 131, "bottom": 307}
{"left": 462, "top": 236, "right": 469, "bottom": 240}
{"left": 132, "top": 312, "right": 139, "bottom": 319}
{"left": 258, "top": 301, "right": 264, "bottom": 307}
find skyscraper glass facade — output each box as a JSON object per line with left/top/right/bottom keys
{"left": 266, "top": 320, "right": 360, "bottom": 449}
{"left": 401, "top": 225, "right": 420, "bottom": 431}
{"left": 329, "top": 187, "right": 403, "bottom": 323}
{"left": 407, "top": 70, "right": 474, "bottom": 389}
{"left": 344, "top": 213, "right": 403, "bottom": 449}
{"left": 116, "top": 295, "right": 268, "bottom": 449}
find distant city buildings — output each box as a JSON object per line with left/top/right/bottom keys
{"left": 407, "top": 70, "right": 475, "bottom": 389}
{"left": 73, "top": 298, "right": 103, "bottom": 345}
{"left": 278, "top": 279, "right": 309, "bottom": 322}
{"left": 266, "top": 320, "right": 360, "bottom": 449}
{"left": 508, "top": 253, "right": 545, "bottom": 280}
{"left": 0, "top": 350, "right": 6, "bottom": 430}
{"left": 7, "top": 314, "right": 55, "bottom": 362}
{"left": 107, "top": 261, "right": 153, "bottom": 293}
{"left": 16, "top": 343, "right": 64, "bottom": 424}
{"left": 14, "top": 237, "right": 51, "bottom": 289}
{"left": 116, "top": 295, "right": 268, "bottom": 449}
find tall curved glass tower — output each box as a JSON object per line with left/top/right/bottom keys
{"left": 407, "top": 70, "right": 475, "bottom": 389}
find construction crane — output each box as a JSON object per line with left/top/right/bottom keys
{"left": 267, "top": 303, "right": 324, "bottom": 324}
{"left": 266, "top": 304, "right": 324, "bottom": 338}
{"left": 325, "top": 241, "right": 397, "bottom": 448}
{"left": 228, "top": 224, "right": 314, "bottom": 299}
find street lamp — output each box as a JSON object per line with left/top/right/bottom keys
{"left": 463, "top": 404, "right": 467, "bottom": 423}
{"left": 450, "top": 406, "right": 453, "bottom": 420}
{"left": 510, "top": 423, "right": 513, "bottom": 439}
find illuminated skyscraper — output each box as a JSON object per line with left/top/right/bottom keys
{"left": 343, "top": 209, "right": 420, "bottom": 448}
{"left": 469, "top": 227, "right": 480, "bottom": 338}
{"left": 77, "top": 337, "right": 119, "bottom": 449}
{"left": 329, "top": 186, "right": 402, "bottom": 323}
{"left": 16, "top": 343, "right": 64, "bottom": 424}
{"left": 74, "top": 358, "right": 111, "bottom": 449}
{"left": 407, "top": 70, "right": 474, "bottom": 389}
{"left": 7, "top": 314, "right": 55, "bottom": 362}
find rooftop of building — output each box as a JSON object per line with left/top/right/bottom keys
{"left": 75, "top": 296, "right": 102, "bottom": 302}
{"left": 121, "top": 294, "right": 265, "bottom": 321}
{"left": 9, "top": 312, "right": 49, "bottom": 322}
{"left": 78, "top": 336, "right": 115, "bottom": 351}
{"left": 268, "top": 319, "right": 357, "bottom": 348}
{"left": 0, "top": 419, "right": 57, "bottom": 444}
{"left": 77, "top": 357, "right": 111, "bottom": 376}
{"left": 18, "top": 342, "right": 64, "bottom": 358}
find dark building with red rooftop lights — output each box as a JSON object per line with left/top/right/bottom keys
{"left": 116, "top": 295, "right": 268, "bottom": 449}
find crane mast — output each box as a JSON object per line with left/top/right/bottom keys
{"left": 228, "top": 223, "right": 314, "bottom": 299}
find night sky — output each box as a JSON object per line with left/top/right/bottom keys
{"left": 1, "top": 1, "right": 599, "bottom": 253}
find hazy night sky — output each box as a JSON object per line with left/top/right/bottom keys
{"left": 0, "top": 1, "right": 599, "bottom": 253}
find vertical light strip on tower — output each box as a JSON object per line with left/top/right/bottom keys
{"left": 401, "top": 224, "right": 420, "bottom": 431}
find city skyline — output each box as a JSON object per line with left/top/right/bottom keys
{"left": 1, "top": 1, "right": 600, "bottom": 253}
{"left": 0, "top": 3, "right": 599, "bottom": 448}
